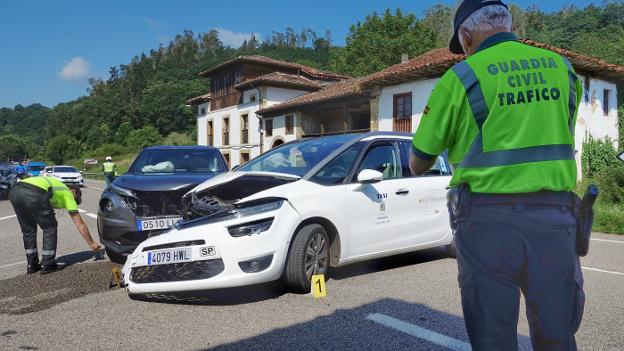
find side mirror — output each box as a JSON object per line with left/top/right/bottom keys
{"left": 357, "top": 169, "right": 383, "bottom": 184}
{"left": 618, "top": 151, "right": 624, "bottom": 164}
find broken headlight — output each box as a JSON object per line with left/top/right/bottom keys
{"left": 176, "top": 198, "right": 284, "bottom": 230}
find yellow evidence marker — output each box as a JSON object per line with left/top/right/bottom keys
{"left": 311, "top": 274, "right": 326, "bottom": 298}
{"left": 111, "top": 267, "right": 122, "bottom": 288}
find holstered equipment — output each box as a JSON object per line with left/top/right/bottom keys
{"left": 447, "top": 183, "right": 471, "bottom": 230}
{"left": 576, "top": 185, "right": 598, "bottom": 257}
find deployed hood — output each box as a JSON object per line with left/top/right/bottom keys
{"left": 182, "top": 171, "right": 300, "bottom": 217}
{"left": 113, "top": 172, "right": 221, "bottom": 192}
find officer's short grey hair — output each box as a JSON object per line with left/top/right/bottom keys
{"left": 460, "top": 5, "right": 513, "bottom": 34}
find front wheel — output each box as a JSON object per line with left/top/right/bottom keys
{"left": 283, "top": 224, "right": 330, "bottom": 293}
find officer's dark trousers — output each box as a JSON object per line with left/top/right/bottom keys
{"left": 104, "top": 172, "right": 114, "bottom": 188}
{"left": 9, "top": 184, "right": 58, "bottom": 266}
{"left": 455, "top": 203, "right": 584, "bottom": 351}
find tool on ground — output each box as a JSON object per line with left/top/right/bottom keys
{"left": 110, "top": 267, "right": 122, "bottom": 288}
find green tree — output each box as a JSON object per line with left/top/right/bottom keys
{"left": 85, "top": 124, "right": 113, "bottom": 150}
{"left": 330, "top": 9, "right": 437, "bottom": 76}
{"left": 0, "top": 135, "right": 28, "bottom": 162}
{"left": 45, "top": 135, "right": 81, "bottom": 164}
{"left": 163, "top": 132, "right": 195, "bottom": 146}
{"left": 115, "top": 122, "right": 134, "bottom": 145}
{"left": 126, "top": 126, "right": 163, "bottom": 151}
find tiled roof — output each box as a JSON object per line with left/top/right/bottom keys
{"left": 234, "top": 72, "right": 323, "bottom": 91}
{"left": 252, "top": 40, "right": 624, "bottom": 116}
{"left": 199, "top": 55, "right": 350, "bottom": 81}
{"left": 256, "top": 77, "right": 368, "bottom": 116}
{"left": 186, "top": 93, "right": 211, "bottom": 105}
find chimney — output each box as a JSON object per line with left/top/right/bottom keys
{"left": 401, "top": 53, "right": 409, "bottom": 64}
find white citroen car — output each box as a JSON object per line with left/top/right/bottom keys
{"left": 122, "top": 132, "right": 454, "bottom": 294}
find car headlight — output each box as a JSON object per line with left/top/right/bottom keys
{"left": 227, "top": 218, "right": 274, "bottom": 237}
{"left": 111, "top": 183, "right": 135, "bottom": 198}
{"left": 176, "top": 198, "right": 284, "bottom": 230}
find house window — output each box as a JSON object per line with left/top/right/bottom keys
{"left": 393, "top": 92, "right": 412, "bottom": 133}
{"left": 240, "top": 152, "right": 250, "bottom": 165}
{"left": 223, "top": 117, "right": 230, "bottom": 145}
{"left": 241, "top": 114, "right": 249, "bottom": 144}
{"left": 250, "top": 94, "right": 257, "bottom": 103}
{"left": 200, "top": 107, "right": 206, "bottom": 115}
{"left": 603, "top": 89, "right": 611, "bottom": 116}
{"left": 265, "top": 119, "right": 273, "bottom": 137}
{"left": 223, "top": 152, "right": 231, "bottom": 169}
{"left": 207, "top": 120, "right": 214, "bottom": 146}
{"left": 285, "top": 114, "right": 294, "bottom": 135}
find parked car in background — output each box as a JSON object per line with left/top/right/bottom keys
{"left": 122, "top": 132, "right": 454, "bottom": 295}
{"left": 42, "top": 165, "right": 84, "bottom": 187}
{"left": 98, "top": 146, "right": 228, "bottom": 263}
{"left": 0, "top": 164, "right": 18, "bottom": 200}
{"left": 27, "top": 161, "right": 47, "bottom": 176}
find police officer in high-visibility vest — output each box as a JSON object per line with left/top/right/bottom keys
{"left": 9, "top": 176, "right": 102, "bottom": 274}
{"left": 410, "top": 1, "right": 586, "bottom": 350}
{"left": 102, "top": 156, "right": 117, "bottom": 187}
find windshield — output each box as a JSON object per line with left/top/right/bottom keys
{"left": 237, "top": 134, "right": 357, "bottom": 176}
{"left": 55, "top": 167, "right": 78, "bottom": 173}
{"left": 130, "top": 148, "right": 227, "bottom": 174}
{"left": 29, "top": 165, "right": 45, "bottom": 171}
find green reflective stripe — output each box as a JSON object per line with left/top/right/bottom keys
{"left": 452, "top": 61, "right": 575, "bottom": 169}
{"left": 51, "top": 186, "right": 66, "bottom": 192}
{"left": 562, "top": 57, "right": 578, "bottom": 135}
{"left": 452, "top": 62, "right": 489, "bottom": 129}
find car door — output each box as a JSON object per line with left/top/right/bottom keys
{"left": 345, "top": 140, "right": 416, "bottom": 258}
{"left": 399, "top": 140, "right": 452, "bottom": 245}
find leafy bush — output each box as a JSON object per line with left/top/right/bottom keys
{"left": 0, "top": 135, "right": 28, "bottom": 161}
{"left": 581, "top": 136, "right": 619, "bottom": 177}
{"left": 115, "top": 122, "right": 133, "bottom": 146}
{"left": 163, "top": 132, "right": 195, "bottom": 146}
{"left": 85, "top": 124, "right": 113, "bottom": 150}
{"left": 125, "top": 126, "right": 163, "bottom": 151}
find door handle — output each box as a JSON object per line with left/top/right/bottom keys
{"left": 395, "top": 189, "right": 409, "bottom": 196}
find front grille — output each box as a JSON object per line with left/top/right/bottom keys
{"left": 142, "top": 240, "right": 206, "bottom": 252}
{"left": 130, "top": 259, "right": 225, "bottom": 284}
{"left": 132, "top": 189, "right": 192, "bottom": 218}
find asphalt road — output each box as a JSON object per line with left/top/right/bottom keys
{"left": 0, "top": 179, "right": 623, "bottom": 350}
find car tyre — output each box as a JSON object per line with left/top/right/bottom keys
{"left": 284, "top": 223, "right": 330, "bottom": 294}
{"left": 105, "top": 248, "right": 127, "bottom": 264}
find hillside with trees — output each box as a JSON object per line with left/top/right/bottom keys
{"left": 1, "top": 2, "right": 623, "bottom": 164}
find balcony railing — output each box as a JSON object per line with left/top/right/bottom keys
{"left": 393, "top": 118, "right": 412, "bottom": 133}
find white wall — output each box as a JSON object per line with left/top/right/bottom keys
{"left": 574, "top": 75, "right": 619, "bottom": 178}
{"left": 262, "top": 113, "right": 299, "bottom": 151}
{"left": 378, "top": 79, "right": 440, "bottom": 133}
{"left": 265, "top": 87, "right": 309, "bottom": 105}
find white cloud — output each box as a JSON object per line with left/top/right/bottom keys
{"left": 58, "top": 57, "right": 92, "bottom": 82}
{"left": 215, "top": 27, "right": 261, "bottom": 48}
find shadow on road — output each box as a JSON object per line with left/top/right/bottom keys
{"left": 56, "top": 250, "right": 98, "bottom": 266}
{"left": 200, "top": 298, "right": 533, "bottom": 351}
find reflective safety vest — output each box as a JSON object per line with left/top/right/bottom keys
{"left": 21, "top": 176, "right": 79, "bottom": 212}
{"left": 412, "top": 32, "right": 582, "bottom": 193}
{"left": 103, "top": 161, "right": 117, "bottom": 175}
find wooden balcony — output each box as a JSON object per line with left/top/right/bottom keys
{"left": 393, "top": 118, "right": 412, "bottom": 133}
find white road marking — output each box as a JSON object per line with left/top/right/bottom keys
{"left": 86, "top": 185, "right": 105, "bottom": 191}
{"left": 590, "top": 238, "right": 624, "bottom": 244}
{"left": 78, "top": 209, "right": 98, "bottom": 220}
{"left": 0, "top": 261, "right": 25, "bottom": 269}
{"left": 582, "top": 266, "right": 624, "bottom": 276}
{"left": 367, "top": 313, "right": 472, "bottom": 351}
{"left": 0, "top": 214, "right": 17, "bottom": 221}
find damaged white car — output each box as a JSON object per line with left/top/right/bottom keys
{"left": 122, "top": 132, "right": 454, "bottom": 294}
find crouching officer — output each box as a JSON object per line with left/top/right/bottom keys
{"left": 102, "top": 156, "right": 117, "bottom": 188}
{"left": 9, "top": 176, "right": 102, "bottom": 274}
{"left": 410, "top": 1, "right": 587, "bottom": 350}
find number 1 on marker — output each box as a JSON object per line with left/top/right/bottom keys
{"left": 311, "top": 274, "right": 326, "bottom": 298}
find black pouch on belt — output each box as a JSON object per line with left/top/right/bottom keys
{"left": 576, "top": 185, "right": 599, "bottom": 257}
{"left": 446, "top": 183, "right": 471, "bottom": 230}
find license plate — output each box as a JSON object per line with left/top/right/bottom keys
{"left": 146, "top": 247, "right": 192, "bottom": 266}
{"left": 136, "top": 218, "right": 181, "bottom": 232}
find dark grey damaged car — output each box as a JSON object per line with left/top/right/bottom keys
{"left": 97, "top": 146, "right": 228, "bottom": 263}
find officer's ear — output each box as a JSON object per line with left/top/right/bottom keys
{"left": 459, "top": 27, "right": 472, "bottom": 55}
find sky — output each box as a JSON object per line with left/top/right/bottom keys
{"left": 0, "top": 0, "right": 599, "bottom": 109}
